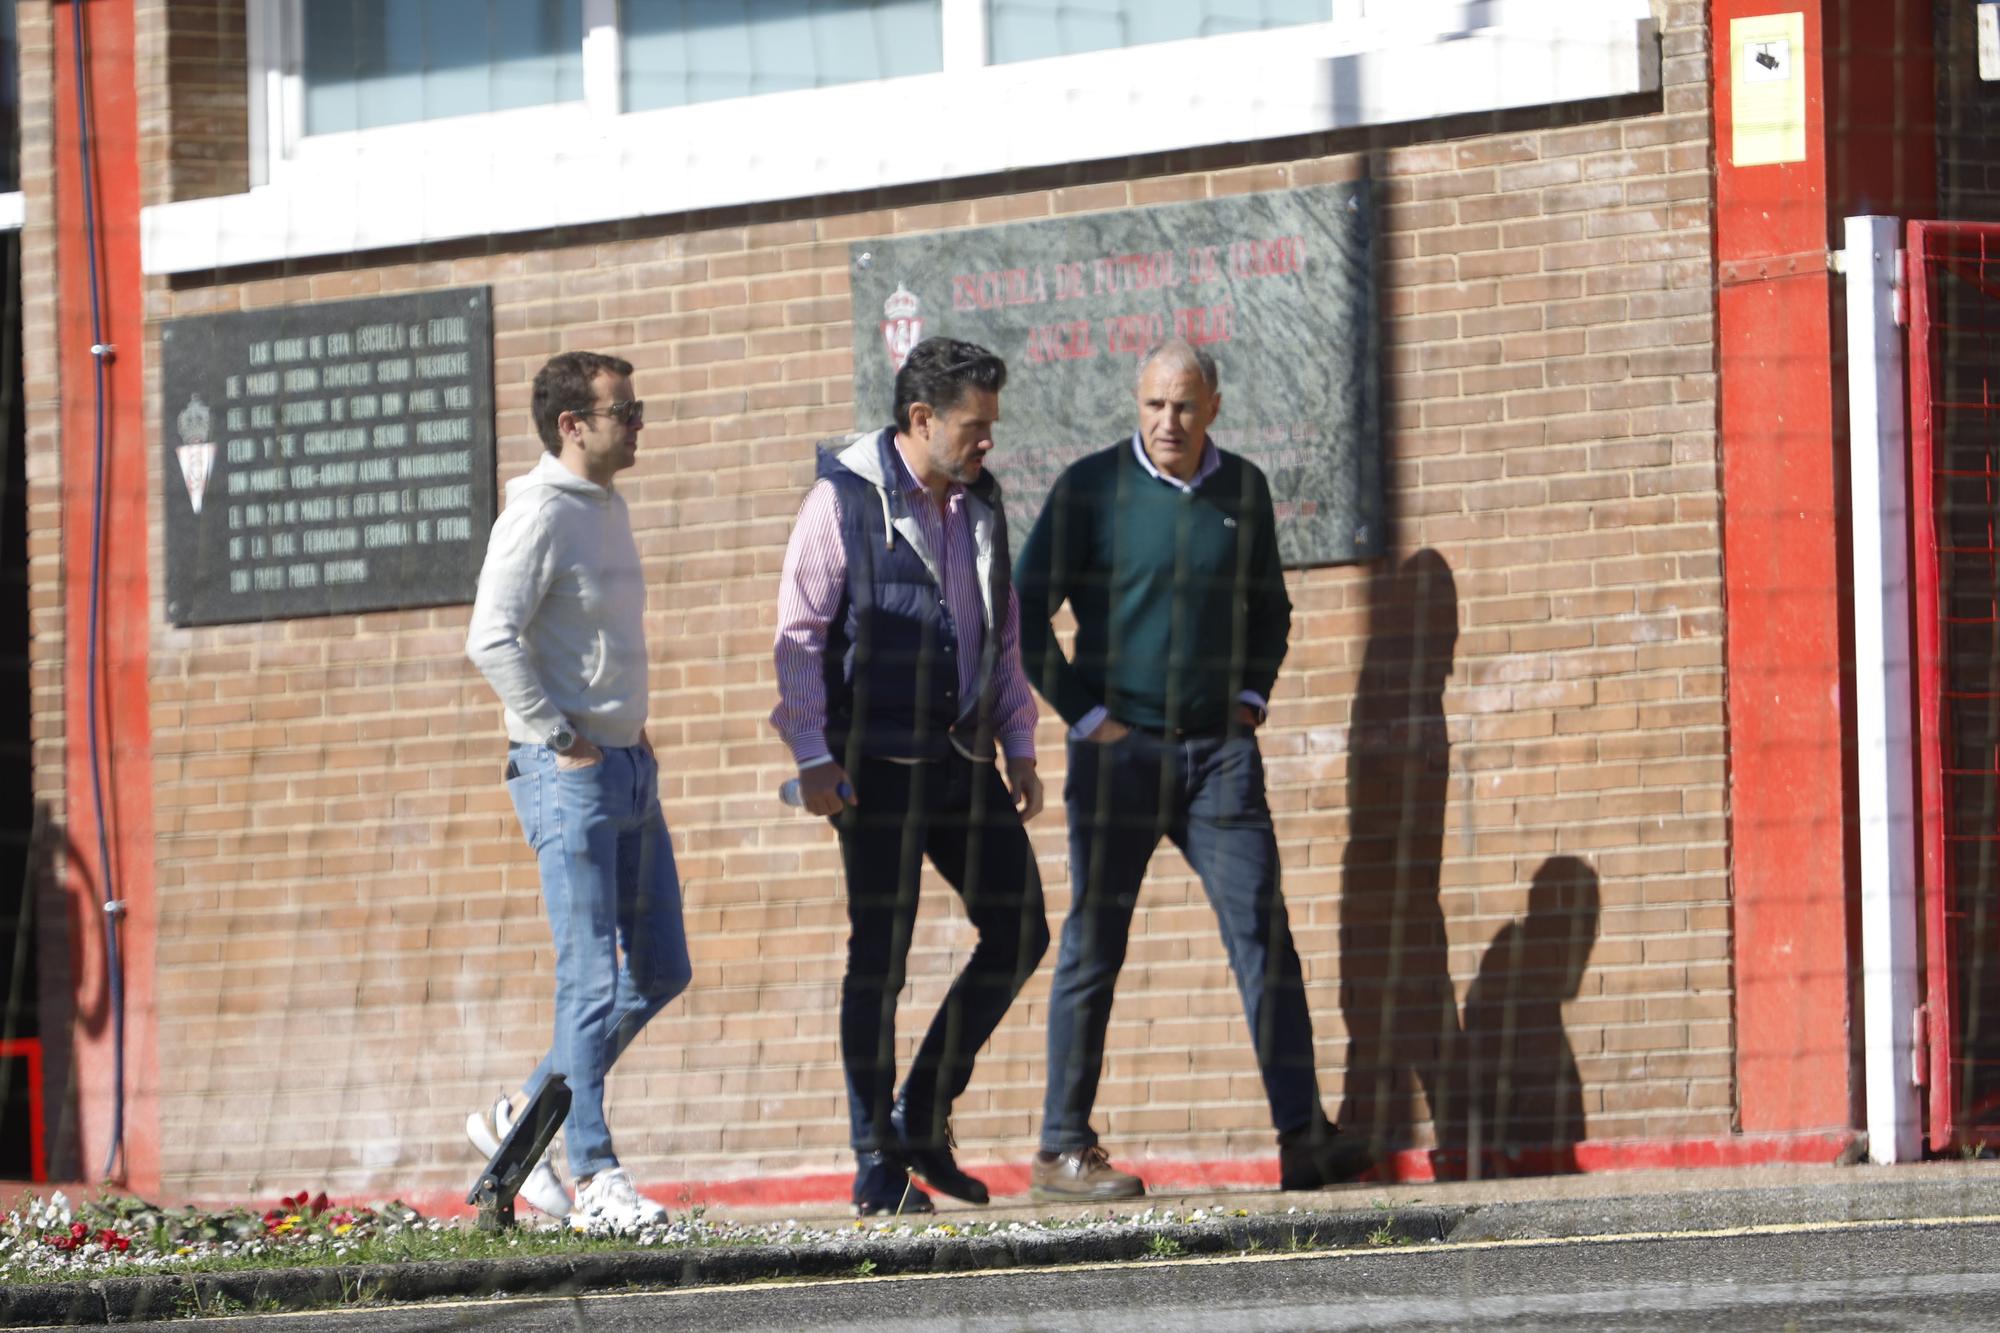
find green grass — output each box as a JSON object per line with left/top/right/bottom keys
{"left": 1364, "top": 1222, "right": 1411, "bottom": 1248}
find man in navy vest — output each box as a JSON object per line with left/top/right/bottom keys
{"left": 771, "top": 336, "right": 1048, "bottom": 1215}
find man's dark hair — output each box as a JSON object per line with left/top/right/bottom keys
{"left": 892, "top": 337, "right": 1007, "bottom": 433}
{"left": 532, "top": 351, "right": 634, "bottom": 453}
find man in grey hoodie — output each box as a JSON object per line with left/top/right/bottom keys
{"left": 464, "top": 350, "right": 690, "bottom": 1233}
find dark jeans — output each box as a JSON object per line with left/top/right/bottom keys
{"left": 1041, "top": 729, "right": 1320, "bottom": 1153}
{"left": 835, "top": 753, "right": 1049, "bottom": 1152}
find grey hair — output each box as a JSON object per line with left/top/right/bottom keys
{"left": 1136, "top": 339, "right": 1218, "bottom": 390}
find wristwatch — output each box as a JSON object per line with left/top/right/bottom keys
{"left": 546, "top": 724, "right": 577, "bottom": 754}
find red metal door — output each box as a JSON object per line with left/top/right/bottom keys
{"left": 1909, "top": 220, "right": 2000, "bottom": 1151}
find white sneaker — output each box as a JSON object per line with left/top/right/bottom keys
{"left": 464, "top": 1093, "right": 572, "bottom": 1220}
{"left": 568, "top": 1166, "right": 669, "bottom": 1233}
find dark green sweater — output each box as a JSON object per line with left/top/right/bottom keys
{"left": 1013, "top": 439, "right": 1291, "bottom": 733}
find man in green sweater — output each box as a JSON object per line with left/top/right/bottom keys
{"left": 1015, "top": 339, "right": 1372, "bottom": 1199}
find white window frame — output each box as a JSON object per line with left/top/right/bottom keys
{"left": 250, "top": 0, "right": 610, "bottom": 189}
{"left": 145, "top": 0, "right": 1657, "bottom": 274}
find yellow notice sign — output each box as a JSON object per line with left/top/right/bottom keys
{"left": 1731, "top": 13, "right": 1808, "bottom": 166}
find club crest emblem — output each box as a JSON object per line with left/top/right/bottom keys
{"left": 880, "top": 284, "right": 924, "bottom": 371}
{"left": 175, "top": 394, "right": 217, "bottom": 516}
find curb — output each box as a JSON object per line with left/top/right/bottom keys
{"left": 10, "top": 1176, "right": 2000, "bottom": 1327}
{"left": 0, "top": 1205, "right": 1465, "bottom": 1326}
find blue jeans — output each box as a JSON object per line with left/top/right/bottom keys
{"left": 505, "top": 743, "right": 691, "bottom": 1179}
{"left": 1040, "top": 729, "right": 1320, "bottom": 1152}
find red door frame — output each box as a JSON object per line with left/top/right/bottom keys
{"left": 1906, "top": 219, "right": 2000, "bottom": 1152}
{"left": 1908, "top": 219, "right": 1953, "bottom": 1150}
{"left": 0, "top": 1040, "right": 47, "bottom": 1182}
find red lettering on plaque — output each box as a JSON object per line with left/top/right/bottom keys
{"left": 1174, "top": 301, "right": 1235, "bottom": 346}
{"left": 1102, "top": 312, "right": 1168, "bottom": 355}
{"left": 1025, "top": 320, "right": 1097, "bottom": 364}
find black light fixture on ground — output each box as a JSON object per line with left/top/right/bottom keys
{"left": 466, "top": 1075, "right": 572, "bottom": 1232}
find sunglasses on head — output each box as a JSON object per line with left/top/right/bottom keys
{"left": 577, "top": 400, "right": 645, "bottom": 425}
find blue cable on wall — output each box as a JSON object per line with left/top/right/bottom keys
{"left": 66, "top": 0, "right": 125, "bottom": 1182}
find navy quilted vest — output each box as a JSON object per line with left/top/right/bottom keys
{"left": 819, "top": 430, "right": 1011, "bottom": 764}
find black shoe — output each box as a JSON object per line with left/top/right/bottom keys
{"left": 1278, "top": 1120, "right": 1375, "bottom": 1190}
{"left": 891, "top": 1102, "right": 990, "bottom": 1205}
{"left": 852, "top": 1149, "right": 936, "bottom": 1217}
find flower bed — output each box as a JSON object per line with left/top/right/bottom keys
{"left": 1, "top": 1190, "right": 433, "bottom": 1282}
{"left": 1, "top": 1189, "right": 1265, "bottom": 1285}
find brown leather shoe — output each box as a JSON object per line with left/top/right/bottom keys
{"left": 1030, "top": 1145, "right": 1146, "bottom": 1201}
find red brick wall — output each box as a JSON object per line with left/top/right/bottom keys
{"left": 15, "top": 0, "right": 83, "bottom": 1180}
{"left": 136, "top": 0, "right": 249, "bottom": 206}
{"left": 30, "top": 2, "right": 1734, "bottom": 1198}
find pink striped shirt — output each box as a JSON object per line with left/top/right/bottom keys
{"left": 771, "top": 444, "right": 1038, "bottom": 766}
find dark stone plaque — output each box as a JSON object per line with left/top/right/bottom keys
{"left": 161, "top": 287, "right": 497, "bottom": 627}
{"left": 848, "top": 181, "right": 1381, "bottom": 567}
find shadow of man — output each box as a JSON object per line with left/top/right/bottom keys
{"left": 1455, "top": 855, "right": 1600, "bottom": 1177}
{"left": 1336, "top": 549, "right": 1460, "bottom": 1166}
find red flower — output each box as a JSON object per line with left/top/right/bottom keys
{"left": 276, "top": 1189, "right": 330, "bottom": 1217}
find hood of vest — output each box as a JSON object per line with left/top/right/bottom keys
{"left": 817, "top": 427, "right": 1005, "bottom": 631}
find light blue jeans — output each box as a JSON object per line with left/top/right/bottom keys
{"left": 505, "top": 742, "right": 691, "bottom": 1179}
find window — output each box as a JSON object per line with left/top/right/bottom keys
{"left": 144, "top": 0, "right": 1659, "bottom": 272}
{"left": 622, "top": 0, "right": 942, "bottom": 113}
{"left": 988, "top": 0, "right": 1327, "bottom": 65}
{"left": 301, "top": 0, "right": 584, "bottom": 134}
{"left": 2, "top": 0, "right": 18, "bottom": 196}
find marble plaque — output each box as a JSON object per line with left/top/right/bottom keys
{"left": 161, "top": 288, "right": 496, "bottom": 627}
{"left": 848, "top": 181, "right": 1381, "bottom": 567}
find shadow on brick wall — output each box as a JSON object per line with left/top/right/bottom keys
{"left": 1332, "top": 551, "right": 1602, "bottom": 1179}
{"left": 24, "top": 806, "right": 89, "bottom": 1184}
{"left": 1336, "top": 548, "right": 1461, "bottom": 1157}
{"left": 1445, "top": 854, "right": 1600, "bottom": 1179}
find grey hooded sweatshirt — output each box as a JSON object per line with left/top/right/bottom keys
{"left": 465, "top": 453, "right": 648, "bottom": 749}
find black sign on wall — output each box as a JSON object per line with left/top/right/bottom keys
{"left": 161, "top": 287, "right": 497, "bottom": 627}
{"left": 848, "top": 181, "right": 1381, "bottom": 568}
